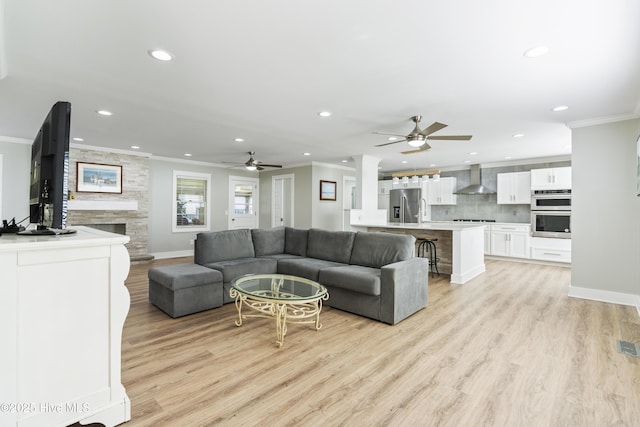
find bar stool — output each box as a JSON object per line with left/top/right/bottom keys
{"left": 417, "top": 238, "right": 440, "bottom": 278}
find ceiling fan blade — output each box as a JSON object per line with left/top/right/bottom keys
{"left": 374, "top": 139, "right": 408, "bottom": 147}
{"left": 401, "top": 142, "right": 432, "bottom": 154}
{"left": 257, "top": 163, "right": 282, "bottom": 168}
{"left": 372, "top": 131, "right": 408, "bottom": 137}
{"left": 426, "top": 135, "right": 473, "bottom": 141}
{"left": 419, "top": 122, "right": 448, "bottom": 137}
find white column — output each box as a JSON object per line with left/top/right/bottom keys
{"left": 350, "top": 154, "right": 387, "bottom": 225}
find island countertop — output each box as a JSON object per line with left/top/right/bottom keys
{"left": 353, "top": 221, "right": 490, "bottom": 231}
{"left": 357, "top": 222, "right": 486, "bottom": 284}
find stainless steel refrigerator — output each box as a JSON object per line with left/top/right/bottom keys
{"left": 389, "top": 188, "right": 422, "bottom": 223}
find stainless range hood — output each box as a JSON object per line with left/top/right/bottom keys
{"left": 454, "top": 164, "right": 496, "bottom": 195}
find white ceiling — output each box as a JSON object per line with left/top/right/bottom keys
{"left": 1, "top": 0, "right": 639, "bottom": 173}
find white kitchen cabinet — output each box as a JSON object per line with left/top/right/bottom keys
{"left": 484, "top": 227, "right": 491, "bottom": 254}
{"left": 530, "top": 237, "right": 571, "bottom": 263}
{"left": 378, "top": 180, "right": 392, "bottom": 210}
{"left": 378, "top": 180, "right": 393, "bottom": 195}
{"left": 489, "top": 224, "right": 530, "bottom": 258}
{"left": 497, "top": 171, "right": 531, "bottom": 204}
{"left": 427, "top": 177, "right": 457, "bottom": 205}
{"left": 530, "top": 167, "right": 571, "bottom": 190}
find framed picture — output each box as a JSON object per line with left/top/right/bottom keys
{"left": 320, "top": 180, "right": 337, "bottom": 201}
{"left": 76, "top": 162, "right": 123, "bottom": 194}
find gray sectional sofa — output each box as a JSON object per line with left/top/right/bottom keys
{"left": 150, "top": 227, "right": 429, "bottom": 324}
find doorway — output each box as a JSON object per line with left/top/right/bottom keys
{"left": 272, "top": 174, "right": 294, "bottom": 228}
{"left": 228, "top": 176, "right": 259, "bottom": 229}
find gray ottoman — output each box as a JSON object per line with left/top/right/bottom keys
{"left": 148, "top": 263, "right": 223, "bottom": 318}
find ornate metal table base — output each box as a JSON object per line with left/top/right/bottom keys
{"left": 230, "top": 276, "right": 328, "bottom": 347}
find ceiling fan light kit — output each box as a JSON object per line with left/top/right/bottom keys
{"left": 374, "top": 115, "right": 472, "bottom": 154}
{"left": 223, "top": 151, "right": 283, "bottom": 171}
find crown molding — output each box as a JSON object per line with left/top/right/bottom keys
{"left": 71, "top": 142, "right": 153, "bottom": 158}
{"left": 566, "top": 113, "right": 640, "bottom": 129}
{"left": 0, "top": 135, "right": 31, "bottom": 145}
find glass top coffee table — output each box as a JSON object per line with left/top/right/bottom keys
{"left": 229, "top": 274, "right": 329, "bottom": 347}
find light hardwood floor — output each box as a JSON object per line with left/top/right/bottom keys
{"left": 121, "top": 258, "right": 640, "bottom": 426}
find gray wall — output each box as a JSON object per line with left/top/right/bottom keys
{"left": 572, "top": 118, "right": 640, "bottom": 297}
{"left": 0, "top": 139, "right": 31, "bottom": 222}
{"left": 148, "top": 158, "right": 254, "bottom": 254}
{"left": 259, "top": 163, "right": 354, "bottom": 231}
{"left": 259, "top": 165, "right": 313, "bottom": 229}
{"left": 428, "top": 160, "right": 571, "bottom": 223}
{"left": 311, "top": 164, "right": 354, "bottom": 230}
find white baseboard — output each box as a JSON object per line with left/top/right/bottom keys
{"left": 150, "top": 250, "right": 194, "bottom": 259}
{"left": 568, "top": 285, "right": 639, "bottom": 307}
{"left": 450, "top": 264, "right": 486, "bottom": 285}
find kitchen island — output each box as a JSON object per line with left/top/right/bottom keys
{"left": 355, "top": 222, "right": 486, "bottom": 284}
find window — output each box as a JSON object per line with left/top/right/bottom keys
{"left": 233, "top": 183, "right": 254, "bottom": 214}
{"left": 173, "top": 170, "right": 211, "bottom": 232}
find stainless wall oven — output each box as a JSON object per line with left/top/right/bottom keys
{"left": 531, "top": 189, "right": 571, "bottom": 238}
{"left": 531, "top": 210, "right": 571, "bottom": 238}
{"left": 531, "top": 189, "right": 571, "bottom": 211}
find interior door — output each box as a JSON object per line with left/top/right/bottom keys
{"left": 228, "top": 176, "right": 259, "bottom": 229}
{"left": 272, "top": 174, "right": 294, "bottom": 228}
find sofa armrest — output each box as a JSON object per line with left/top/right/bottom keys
{"left": 379, "top": 257, "right": 429, "bottom": 324}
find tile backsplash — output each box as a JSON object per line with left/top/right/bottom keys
{"left": 414, "top": 160, "right": 569, "bottom": 223}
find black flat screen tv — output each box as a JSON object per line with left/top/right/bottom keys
{"left": 26, "top": 101, "right": 72, "bottom": 231}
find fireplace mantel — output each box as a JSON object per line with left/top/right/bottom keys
{"left": 68, "top": 200, "right": 138, "bottom": 211}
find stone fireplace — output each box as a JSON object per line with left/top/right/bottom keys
{"left": 67, "top": 147, "right": 151, "bottom": 261}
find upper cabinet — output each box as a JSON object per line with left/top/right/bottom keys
{"left": 378, "top": 180, "right": 393, "bottom": 195}
{"left": 497, "top": 171, "right": 531, "bottom": 204}
{"left": 427, "top": 177, "right": 457, "bottom": 205}
{"left": 530, "top": 167, "right": 572, "bottom": 190}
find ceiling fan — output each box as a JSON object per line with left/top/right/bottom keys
{"left": 374, "top": 115, "right": 472, "bottom": 154}
{"left": 224, "top": 151, "right": 283, "bottom": 171}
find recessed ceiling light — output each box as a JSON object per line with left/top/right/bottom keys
{"left": 96, "top": 110, "right": 112, "bottom": 116}
{"left": 552, "top": 105, "right": 569, "bottom": 112}
{"left": 341, "top": 159, "right": 348, "bottom": 163}
{"left": 73, "top": 137, "right": 84, "bottom": 142}
{"left": 429, "top": 163, "right": 436, "bottom": 167}
{"left": 523, "top": 45, "right": 549, "bottom": 58}
{"left": 303, "top": 152, "right": 311, "bottom": 156}
{"left": 184, "top": 153, "right": 192, "bottom": 157}
{"left": 464, "top": 160, "right": 471, "bottom": 163}
{"left": 469, "top": 152, "right": 477, "bottom": 155}
{"left": 401, "top": 160, "right": 408, "bottom": 164}
{"left": 387, "top": 137, "right": 398, "bottom": 141}
{"left": 505, "top": 156, "right": 513, "bottom": 160}
{"left": 318, "top": 111, "right": 332, "bottom": 117}
{"left": 131, "top": 145, "right": 140, "bottom": 150}
{"left": 149, "top": 49, "right": 174, "bottom": 61}
{"left": 234, "top": 138, "right": 245, "bottom": 142}
{"left": 512, "top": 133, "right": 524, "bottom": 138}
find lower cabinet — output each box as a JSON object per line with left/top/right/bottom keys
{"left": 489, "top": 224, "right": 530, "bottom": 258}
{"left": 530, "top": 237, "right": 571, "bottom": 262}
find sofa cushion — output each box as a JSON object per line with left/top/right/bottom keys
{"left": 203, "top": 257, "right": 277, "bottom": 283}
{"left": 148, "top": 263, "right": 223, "bottom": 290}
{"left": 306, "top": 228, "right": 356, "bottom": 264}
{"left": 195, "top": 229, "right": 255, "bottom": 265}
{"left": 318, "top": 265, "right": 381, "bottom": 296}
{"left": 285, "top": 227, "right": 308, "bottom": 256}
{"left": 251, "top": 227, "right": 285, "bottom": 256}
{"left": 277, "top": 257, "right": 346, "bottom": 282}
{"left": 350, "top": 232, "right": 415, "bottom": 268}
